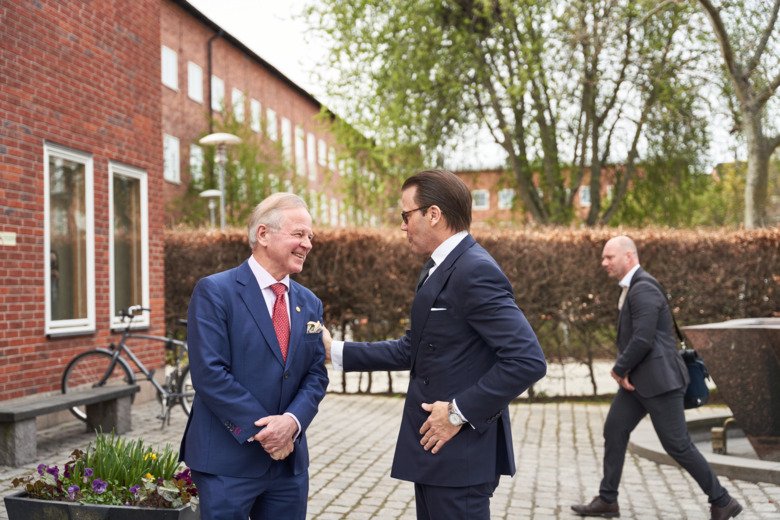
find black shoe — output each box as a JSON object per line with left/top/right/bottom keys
{"left": 571, "top": 496, "right": 620, "bottom": 518}
{"left": 711, "top": 498, "right": 743, "bottom": 520}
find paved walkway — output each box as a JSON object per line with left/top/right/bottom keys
{"left": 1, "top": 394, "right": 778, "bottom": 519}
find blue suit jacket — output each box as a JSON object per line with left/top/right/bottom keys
{"left": 343, "top": 235, "right": 547, "bottom": 487}
{"left": 180, "top": 260, "right": 329, "bottom": 478}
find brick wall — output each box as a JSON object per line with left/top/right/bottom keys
{"left": 0, "top": 0, "right": 165, "bottom": 400}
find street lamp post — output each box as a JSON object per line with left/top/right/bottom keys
{"left": 198, "top": 132, "right": 242, "bottom": 229}
{"left": 199, "top": 189, "right": 222, "bottom": 228}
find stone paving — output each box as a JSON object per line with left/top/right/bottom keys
{"left": 1, "top": 392, "right": 779, "bottom": 519}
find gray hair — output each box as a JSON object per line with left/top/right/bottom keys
{"left": 247, "top": 192, "right": 309, "bottom": 249}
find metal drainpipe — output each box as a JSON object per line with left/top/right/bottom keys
{"left": 206, "top": 30, "right": 223, "bottom": 134}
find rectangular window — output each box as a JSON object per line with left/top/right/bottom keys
{"left": 250, "top": 99, "right": 261, "bottom": 133}
{"left": 211, "top": 75, "right": 224, "bottom": 112}
{"left": 330, "top": 197, "right": 339, "bottom": 227}
{"left": 579, "top": 185, "right": 591, "bottom": 206}
{"left": 307, "top": 133, "right": 317, "bottom": 181}
{"left": 109, "top": 163, "right": 149, "bottom": 328}
{"left": 472, "top": 189, "right": 489, "bottom": 210}
{"left": 498, "top": 188, "right": 515, "bottom": 210}
{"left": 187, "top": 61, "right": 203, "bottom": 103}
{"left": 189, "top": 144, "right": 204, "bottom": 184}
{"left": 281, "top": 117, "right": 292, "bottom": 164}
{"left": 318, "top": 139, "right": 327, "bottom": 167}
{"left": 232, "top": 88, "right": 245, "bottom": 122}
{"left": 266, "top": 108, "right": 278, "bottom": 140}
{"left": 163, "top": 134, "right": 180, "bottom": 183}
{"left": 161, "top": 45, "right": 178, "bottom": 90}
{"left": 295, "top": 126, "right": 306, "bottom": 176}
{"left": 44, "top": 143, "right": 95, "bottom": 335}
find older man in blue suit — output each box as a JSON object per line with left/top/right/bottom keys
{"left": 324, "top": 169, "right": 547, "bottom": 519}
{"left": 180, "top": 193, "right": 328, "bottom": 520}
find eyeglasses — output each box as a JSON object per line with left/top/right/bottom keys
{"left": 271, "top": 228, "right": 315, "bottom": 242}
{"left": 401, "top": 206, "right": 431, "bottom": 224}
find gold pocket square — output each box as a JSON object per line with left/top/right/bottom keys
{"left": 306, "top": 321, "right": 323, "bottom": 333}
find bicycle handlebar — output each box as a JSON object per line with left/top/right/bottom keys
{"left": 120, "top": 305, "right": 151, "bottom": 320}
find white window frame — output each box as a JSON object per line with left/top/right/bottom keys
{"left": 472, "top": 189, "right": 490, "bottom": 210}
{"left": 187, "top": 61, "right": 203, "bottom": 103}
{"left": 250, "top": 99, "right": 261, "bottom": 133}
{"left": 498, "top": 188, "right": 515, "bottom": 210}
{"left": 232, "top": 88, "right": 245, "bottom": 123}
{"left": 163, "top": 133, "right": 180, "bottom": 183}
{"left": 281, "top": 117, "right": 292, "bottom": 163}
{"left": 266, "top": 108, "right": 278, "bottom": 140}
{"left": 211, "top": 75, "right": 224, "bottom": 112}
{"left": 108, "top": 162, "right": 149, "bottom": 329}
{"left": 189, "top": 143, "right": 204, "bottom": 184}
{"left": 307, "top": 133, "right": 317, "bottom": 181}
{"left": 161, "top": 45, "right": 178, "bottom": 90}
{"left": 579, "top": 185, "right": 591, "bottom": 206}
{"left": 44, "top": 143, "right": 95, "bottom": 336}
{"left": 318, "top": 139, "right": 327, "bottom": 167}
{"left": 295, "top": 125, "right": 306, "bottom": 176}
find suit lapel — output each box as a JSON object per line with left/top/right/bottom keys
{"left": 617, "top": 267, "right": 644, "bottom": 347}
{"left": 286, "top": 282, "right": 305, "bottom": 367}
{"left": 410, "top": 235, "right": 476, "bottom": 369}
{"left": 235, "top": 261, "right": 285, "bottom": 366}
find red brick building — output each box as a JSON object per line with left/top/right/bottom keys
{"left": 161, "top": 0, "right": 352, "bottom": 228}
{"left": 0, "top": 0, "right": 165, "bottom": 402}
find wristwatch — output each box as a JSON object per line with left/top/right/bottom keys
{"left": 448, "top": 401, "right": 465, "bottom": 426}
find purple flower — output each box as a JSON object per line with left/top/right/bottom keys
{"left": 46, "top": 466, "right": 59, "bottom": 480}
{"left": 37, "top": 464, "right": 47, "bottom": 476}
{"left": 129, "top": 485, "right": 140, "bottom": 495}
{"left": 84, "top": 467, "right": 93, "bottom": 477}
{"left": 91, "top": 479, "right": 107, "bottom": 494}
{"left": 67, "top": 485, "right": 80, "bottom": 500}
{"left": 63, "top": 463, "right": 72, "bottom": 478}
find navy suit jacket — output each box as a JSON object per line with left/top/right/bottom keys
{"left": 180, "top": 260, "right": 329, "bottom": 478}
{"left": 343, "top": 234, "right": 547, "bottom": 487}
{"left": 612, "top": 267, "right": 688, "bottom": 398}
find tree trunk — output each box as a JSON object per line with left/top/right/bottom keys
{"left": 742, "top": 113, "right": 769, "bottom": 228}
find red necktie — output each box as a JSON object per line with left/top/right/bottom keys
{"left": 270, "top": 283, "right": 289, "bottom": 361}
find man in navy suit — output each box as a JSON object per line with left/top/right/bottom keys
{"left": 324, "top": 169, "right": 547, "bottom": 519}
{"left": 180, "top": 193, "right": 329, "bottom": 520}
{"left": 571, "top": 235, "right": 742, "bottom": 519}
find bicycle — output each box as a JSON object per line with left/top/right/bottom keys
{"left": 61, "top": 305, "right": 195, "bottom": 427}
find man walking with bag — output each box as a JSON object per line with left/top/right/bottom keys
{"left": 570, "top": 235, "right": 742, "bottom": 519}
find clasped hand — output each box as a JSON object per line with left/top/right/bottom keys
{"left": 253, "top": 414, "right": 297, "bottom": 460}
{"left": 419, "top": 401, "right": 461, "bottom": 454}
{"left": 611, "top": 369, "right": 635, "bottom": 391}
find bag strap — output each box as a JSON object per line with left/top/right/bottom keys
{"left": 639, "top": 277, "right": 686, "bottom": 348}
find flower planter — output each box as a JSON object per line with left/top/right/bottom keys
{"left": 4, "top": 491, "right": 199, "bottom": 520}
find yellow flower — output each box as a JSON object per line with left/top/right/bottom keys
{"left": 144, "top": 452, "right": 157, "bottom": 461}
{"left": 145, "top": 473, "right": 154, "bottom": 480}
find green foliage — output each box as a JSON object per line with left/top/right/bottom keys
{"left": 12, "top": 432, "right": 198, "bottom": 510}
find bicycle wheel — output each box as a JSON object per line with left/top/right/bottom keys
{"left": 178, "top": 364, "right": 195, "bottom": 416}
{"left": 61, "top": 350, "right": 135, "bottom": 421}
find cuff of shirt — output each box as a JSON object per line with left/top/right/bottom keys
{"left": 451, "top": 399, "right": 475, "bottom": 429}
{"left": 331, "top": 340, "right": 345, "bottom": 371}
{"left": 284, "top": 412, "right": 302, "bottom": 441}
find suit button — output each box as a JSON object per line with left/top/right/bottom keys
{"left": 423, "top": 377, "right": 430, "bottom": 385}
{"left": 427, "top": 343, "right": 435, "bottom": 351}
{"left": 284, "top": 372, "right": 289, "bottom": 379}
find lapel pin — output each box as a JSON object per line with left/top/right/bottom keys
{"left": 295, "top": 306, "right": 301, "bottom": 312}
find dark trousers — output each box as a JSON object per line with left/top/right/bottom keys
{"left": 414, "top": 477, "right": 500, "bottom": 520}
{"left": 599, "top": 387, "right": 727, "bottom": 504}
{"left": 191, "top": 463, "right": 308, "bottom": 520}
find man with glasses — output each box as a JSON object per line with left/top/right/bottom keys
{"left": 181, "top": 193, "right": 328, "bottom": 520}
{"left": 324, "top": 169, "right": 547, "bottom": 519}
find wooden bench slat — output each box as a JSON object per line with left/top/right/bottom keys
{"left": 0, "top": 385, "right": 140, "bottom": 422}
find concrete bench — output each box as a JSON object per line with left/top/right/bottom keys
{"left": 0, "top": 385, "right": 139, "bottom": 466}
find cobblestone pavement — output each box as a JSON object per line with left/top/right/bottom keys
{"left": 1, "top": 394, "right": 778, "bottom": 519}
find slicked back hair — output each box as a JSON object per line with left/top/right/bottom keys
{"left": 401, "top": 169, "right": 471, "bottom": 232}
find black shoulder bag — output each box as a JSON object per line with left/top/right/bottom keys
{"left": 647, "top": 279, "right": 711, "bottom": 409}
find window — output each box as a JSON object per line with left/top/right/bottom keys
{"left": 307, "top": 133, "right": 317, "bottom": 181}
{"left": 330, "top": 197, "right": 339, "bottom": 227}
{"left": 579, "top": 185, "right": 591, "bottom": 206}
{"left": 232, "top": 88, "right": 245, "bottom": 123}
{"left": 294, "top": 126, "right": 306, "bottom": 176}
{"left": 281, "top": 118, "right": 292, "bottom": 164}
{"left": 498, "top": 188, "right": 515, "bottom": 210}
{"left": 472, "top": 189, "right": 489, "bottom": 210}
{"left": 161, "top": 45, "right": 178, "bottom": 90}
{"left": 266, "top": 108, "right": 277, "bottom": 140}
{"left": 44, "top": 143, "right": 95, "bottom": 335}
{"left": 109, "top": 163, "right": 149, "bottom": 328}
{"left": 187, "top": 62, "right": 203, "bottom": 103}
{"left": 250, "top": 99, "right": 261, "bottom": 133}
{"left": 189, "top": 144, "right": 204, "bottom": 184}
{"left": 211, "top": 75, "right": 224, "bottom": 112}
{"left": 319, "top": 193, "right": 328, "bottom": 224}
{"left": 163, "top": 134, "right": 180, "bottom": 183}
{"left": 318, "top": 139, "right": 327, "bottom": 167}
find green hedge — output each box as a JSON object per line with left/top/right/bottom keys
{"left": 165, "top": 227, "right": 779, "bottom": 372}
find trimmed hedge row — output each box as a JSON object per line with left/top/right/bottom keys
{"left": 165, "top": 227, "right": 778, "bottom": 393}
